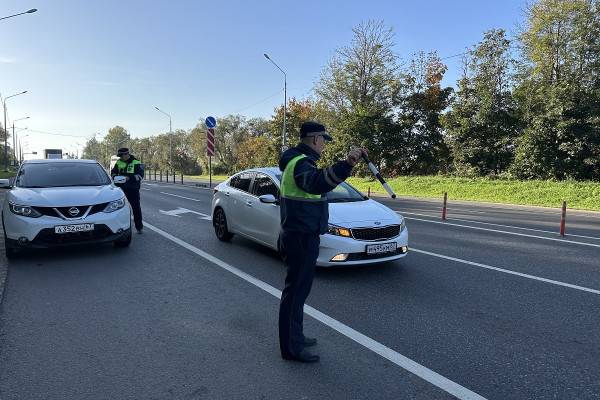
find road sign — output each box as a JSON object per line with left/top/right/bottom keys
{"left": 207, "top": 128, "right": 215, "bottom": 156}
{"left": 205, "top": 116, "right": 217, "bottom": 128}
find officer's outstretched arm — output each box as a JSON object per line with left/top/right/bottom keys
{"left": 294, "top": 158, "right": 353, "bottom": 195}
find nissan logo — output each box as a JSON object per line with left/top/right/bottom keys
{"left": 68, "top": 207, "right": 80, "bottom": 216}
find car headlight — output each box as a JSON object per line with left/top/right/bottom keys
{"left": 103, "top": 198, "right": 126, "bottom": 213}
{"left": 400, "top": 218, "right": 406, "bottom": 232}
{"left": 327, "top": 224, "right": 352, "bottom": 238}
{"left": 8, "top": 203, "right": 42, "bottom": 218}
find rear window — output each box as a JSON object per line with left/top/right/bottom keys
{"left": 16, "top": 162, "right": 111, "bottom": 188}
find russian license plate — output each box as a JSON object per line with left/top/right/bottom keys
{"left": 54, "top": 224, "right": 94, "bottom": 234}
{"left": 366, "top": 242, "right": 397, "bottom": 255}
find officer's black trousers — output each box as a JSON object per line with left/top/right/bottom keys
{"left": 279, "top": 230, "right": 320, "bottom": 356}
{"left": 123, "top": 188, "right": 143, "bottom": 231}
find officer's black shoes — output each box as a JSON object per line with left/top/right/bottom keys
{"left": 136, "top": 228, "right": 143, "bottom": 234}
{"left": 303, "top": 337, "right": 317, "bottom": 347}
{"left": 282, "top": 349, "right": 320, "bottom": 363}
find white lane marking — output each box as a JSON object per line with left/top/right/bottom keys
{"left": 141, "top": 188, "right": 151, "bottom": 191}
{"left": 160, "top": 191, "right": 203, "bottom": 202}
{"left": 411, "top": 248, "right": 600, "bottom": 296}
{"left": 405, "top": 216, "right": 600, "bottom": 249}
{"left": 400, "top": 211, "right": 600, "bottom": 241}
{"left": 143, "top": 221, "right": 487, "bottom": 400}
{"left": 159, "top": 207, "right": 211, "bottom": 220}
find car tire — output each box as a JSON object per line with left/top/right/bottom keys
{"left": 213, "top": 208, "right": 233, "bottom": 242}
{"left": 2, "top": 214, "right": 18, "bottom": 259}
{"left": 114, "top": 230, "right": 132, "bottom": 248}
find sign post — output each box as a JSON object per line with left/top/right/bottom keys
{"left": 205, "top": 116, "right": 216, "bottom": 188}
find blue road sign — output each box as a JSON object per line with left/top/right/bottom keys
{"left": 205, "top": 116, "right": 217, "bottom": 128}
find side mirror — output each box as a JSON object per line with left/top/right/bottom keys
{"left": 113, "top": 175, "right": 127, "bottom": 184}
{"left": 259, "top": 194, "right": 279, "bottom": 205}
{"left": 0, "top": 179, "right": 12, "bottom": 189}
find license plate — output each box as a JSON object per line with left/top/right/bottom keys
{"left": 54, "top": 224, "right": 94, "bottom": 234}
{"left": 366, "top": 242, "right": 397, "bottom": 255}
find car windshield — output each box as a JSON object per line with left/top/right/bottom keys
{"left": 274, "top": 173, "right": 365, "bottom": 202}
{"left": 16, "top": 162, "right": 111, "bottom": 188}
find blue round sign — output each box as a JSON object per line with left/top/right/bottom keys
{"left": 205, "top": 116, "right": 217, "bottom": 128}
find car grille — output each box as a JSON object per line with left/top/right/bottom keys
{"left": 33, "top": 224, "right": 113, "bottom": 245}
{"left": 33, "top": 203, "right": 108, "bottom": 218}
{"left": 351, "top": 225, "right": 401, "bottom": 241}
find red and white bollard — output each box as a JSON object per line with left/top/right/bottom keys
{"left": 560, "top": 201, "right": 567, "bottom": 236}
{"left": 442, "top": 192, "right": 448, "bottom": 221}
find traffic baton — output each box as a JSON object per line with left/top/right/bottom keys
{"left": 362, "top": 154, "right": 396, "bottom": 199}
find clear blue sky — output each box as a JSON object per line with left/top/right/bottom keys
{"left": 1, "top": 0, "right": 526, "bottom": 157}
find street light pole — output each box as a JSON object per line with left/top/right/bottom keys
{"left": 264, "top": 53, "right": 287, "bottom": 150}
{"left": 154, "top": 106, "right": 172, "bottom": 168}
{"left": 12, "top": 116, "right": 29, "bottom": 166}
{"left": 0, "top": 8, "right": 37, "bottom": 22}
{"left": 3, "top": 91, "right": 28, "bottom": 171}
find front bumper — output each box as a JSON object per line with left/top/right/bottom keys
{"left": 2, "top": 205, "right": 131, "bottom": 246}
{"left": 317, "top": 227, "right": 409, "bottom": 267}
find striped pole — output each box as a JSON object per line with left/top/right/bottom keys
{"left": 442, "top": 192, "right": 448, "bottom": 221}
{"left": 362, "top": 155, "right": 396, "bottom": 198}
{"left": 560, "top": 201, "right": 566, "bottom": 236}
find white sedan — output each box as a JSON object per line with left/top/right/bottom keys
{"left": 1, "top": 159, "right": 132, "bottom": 258}
{"left": 211, "top": 167, "right": 408, "bottom": 267}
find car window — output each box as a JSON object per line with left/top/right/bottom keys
{"left": 273, "top": 173, "right": 365, "bottom": 202}
{"left": 252, "top": 174, "right": 279, "bottom": 197}
{"left": 16, "top": 162, "right": 111, "bottom": 188}
{"left": 229, "top": 171, "right": 255, "bottom": 193}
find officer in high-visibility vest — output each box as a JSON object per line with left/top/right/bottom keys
{"left": 278, "top": 121, "right": 366, "bottom": 363}
{"left": 111, "top": 147, "right": 144, "bottom": 234}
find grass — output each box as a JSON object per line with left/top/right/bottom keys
{"left": 183, "top": 174, "right": 230, "bottom": 182}
{"left": 0, "top": 170, "right": 16, "bottom": 179}
{"left": 347, "top": 176, "right": 600, "bottom": 211}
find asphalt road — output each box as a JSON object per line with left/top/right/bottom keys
{"left": 1, "top": 181, "right": 599, "bottom": 399}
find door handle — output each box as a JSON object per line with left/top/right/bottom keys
{"left": 245, "top": 200, "right": 253, "bottom": 207}
{"left": 224, "top": 192, "right": 230, "bottom": 197}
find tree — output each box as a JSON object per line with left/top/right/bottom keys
{"left": 444, "top": 29, "right": 521, "bottom": 176}
{"left": 315, "top": 20, "right": 402, "bottom": 171}
{"left": 511, "top": 0, "right": 600, "bottom": 180}
{"left": 82, "top": 137, "right": 103, "bottom": 162}
{"left": 396, "top": 51, "right": 453, "bottom": 175}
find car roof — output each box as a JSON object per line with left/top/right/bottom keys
{"left": 23, "top": 159, "right": 99, "bottom": 164}
{"left": 233, "top": 167, "right": 281, "bottom": 179}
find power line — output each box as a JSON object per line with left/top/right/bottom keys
{"left": 26, "top": 129, "right": 90, "bottom": 138}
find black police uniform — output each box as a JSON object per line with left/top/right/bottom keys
{"left": 278, "top": 124, "right": 355, "bottom": 361}
{"left": 111, "top": 152, "right": 144, "bottom": 231}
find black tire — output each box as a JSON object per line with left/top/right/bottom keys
{"left": 213, "top": 208, "right": 233, "bottom": 242}
{"left": 2, "top": 214, "right": 17, "bottom": 259}
{"left": 114, "top": 230, "right": 132, "bottom": 248}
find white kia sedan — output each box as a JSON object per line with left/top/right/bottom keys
{"left": 1, "top": 159, "right": 132, "bottom": 258}
{"left": 211, "top": 168, "right": 408, "bottom": 267}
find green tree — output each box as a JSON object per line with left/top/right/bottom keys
{"left": 396, "top": 51, "right": 453, "bottom": 175}
{"left": 314, "top": 20, "right": 402, "bottom": 171}
{"left": 444, "top": 29, "right": 520, "bottom": 176}
{"left": 511, "top": 0, "right": 600, "bottom": 179}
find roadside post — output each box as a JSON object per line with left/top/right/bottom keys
{"left": 442, "top": 192, "right": 448, "bottom": 221}
{"left": 206, "top": 116, "right": 216, "bottom": 189}
{"left": 560, "top": 201, "right": 567, "bottom": 236}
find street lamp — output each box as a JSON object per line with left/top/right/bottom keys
{"left": 154, "top": 106, "right": 172, "bottom": 168}
{"left": 3, "top": 90, "right": 28, "bottom": 171}
{"left": 264, "top": 53, "right": 287, "bottom": 150}
{"left": 12, "top": 116, "right": 29, "bottom": 166}
{"left": 0, "top": 8, "right": 37, "bottom": 22}
{"left": 14, "top": 128, "right": 28, "bottom": 164}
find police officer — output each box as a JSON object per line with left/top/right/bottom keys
{"left": 111, "top": 148, "right": 144, "bottom": 234}
{"left": 278, "top": 121, "right": 366, "bottom": 363}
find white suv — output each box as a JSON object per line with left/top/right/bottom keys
{"left": 1, "top": 159, "right": 132, "bottom": 258}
